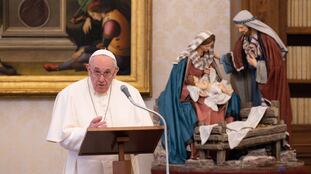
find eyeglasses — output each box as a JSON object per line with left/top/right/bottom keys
{"left": 91, "top": 69, "right": 115, "bottom": 78}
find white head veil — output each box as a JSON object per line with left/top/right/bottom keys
{"left": 176, "top": 31, "right": 214, "bottom": 62}
{"left": 233, "top": 10, "right": 288, "bottom": 57}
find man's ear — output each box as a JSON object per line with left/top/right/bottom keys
{"left": 114, "top": 67, "right": 119, "bottom": 75}
{"left": 86, "top": 64, "right": 92, "bottom": 76}
{"left": 85, "top": 64, "right": 90, "bottom": 71}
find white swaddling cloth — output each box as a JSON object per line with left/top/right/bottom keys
{"left": 199, "top": 124, "right": 218, "bottom": 145}
{"left": 226, "top": 106, "right": 267, "bottom": 149}
{"left": 186, "top": 68, "right": 232, "bottom": 111}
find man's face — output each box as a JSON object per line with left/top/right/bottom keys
{"left": 87, "top": 55, "right": 118, "bottom": 93}
{"left": 235, "top": 24, "right": 250, "bottom": 35}
{"left": 199, "top": 41, "right": 214, "bottom": 53}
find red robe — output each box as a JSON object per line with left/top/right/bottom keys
{"left": 232, "top": 33, "right": 292, "bottom": 134}
{"left": 180, "top": 60, "right": 225, "bottom": 125}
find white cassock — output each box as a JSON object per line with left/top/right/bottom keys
{"left": 46, "top": 77, "right": 154, "bottom": 174}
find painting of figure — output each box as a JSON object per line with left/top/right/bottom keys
{"left": 43, "top": 0, "right": 131, "bottom": 75}
{"left": 0, "top": 0, "right": 150, "bottom": 94}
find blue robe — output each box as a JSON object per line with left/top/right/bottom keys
{"left": 158, "top": 59, "right": 197, "bottom": 164}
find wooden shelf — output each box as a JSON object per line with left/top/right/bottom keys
{"left": 289, "top": 83, "right": 311, "bottom": 97}
{"left": 287, "top": 34, "right": 311, "bottom": 46}
{"left": 288, "top": 80, "right": 311, "bottom": 83}
{"left": 287, "top": 27, "right": 311, "bottom": 35}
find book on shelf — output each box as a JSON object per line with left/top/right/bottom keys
{"left": 288, "top": 0, "right": 311, "bottom": 27}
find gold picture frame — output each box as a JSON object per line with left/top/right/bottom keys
{"left": 0, "top": 0, "right": 152, "bottom": 95}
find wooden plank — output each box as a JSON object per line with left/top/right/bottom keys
{"left": 259, "top": 118, "right": 278, "bottom": 125}
{"left": 194, "top": 125, "right": 224, "bottom": 135}
{"left": 240, "top": 106, "right": 279, "bottom": 118}
{"left": 194, "top": 124, "right": 287, "bottom": 142}
{"left": 273, "top": 141, "right": 281, "bottom": 161}
{"left": 216, "top": 150, "right": 226, "bottom": 165}
{"left": 195, "top": 133, "right": 286, "bottom": 150}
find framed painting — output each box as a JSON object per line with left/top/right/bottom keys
{"left": 0, "top": 0, "right": 151, "bottom": 95}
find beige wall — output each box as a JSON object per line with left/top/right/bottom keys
{"left": 0, "top": 1, "right": 230, "bottom": 173}
{"left": 0, "top": 98, "right": 67, "bottom": 174}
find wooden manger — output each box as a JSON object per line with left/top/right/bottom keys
{"left": 194, "top": 101, "right": 288, "bottom": 165}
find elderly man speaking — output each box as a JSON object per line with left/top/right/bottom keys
{"left": 46, "top": 49, "right": 153, "bottom": 174}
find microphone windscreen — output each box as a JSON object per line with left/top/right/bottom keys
{"left": 120, "top": 85, "right": 131, "bottom": 98}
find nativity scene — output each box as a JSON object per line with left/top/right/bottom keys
{"left": 154, "top": 9, "right": 303, "bottom": 173}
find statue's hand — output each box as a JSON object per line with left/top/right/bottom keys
{"left": 247, "top": 54, "right": 257, "bottom": 67}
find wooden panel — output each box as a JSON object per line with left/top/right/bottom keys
{"left": 230, "top": 0, "right": 243, "bottom": 50}
{"left": 247, "top": 0, "right": 281, "bottom": 33}
{"left": 291, "top": 124, "right": 311, "bottom": 166}
{"left": 292, "top": 124, "right": 311, "bottom": 145}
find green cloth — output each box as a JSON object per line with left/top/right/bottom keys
{"left": 158, "top": 59, "right": 197, "bottom": 164}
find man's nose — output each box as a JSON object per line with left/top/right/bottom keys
{"left": 98, "top": 75, "right": 107, "bottom": 82}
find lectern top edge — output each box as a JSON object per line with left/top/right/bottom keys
{"left": 87, "top": 125, "right": 164, "bottom": 132}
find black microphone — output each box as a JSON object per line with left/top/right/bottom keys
{"left": 120, "top": 85, "right": 170, "bottom": 174}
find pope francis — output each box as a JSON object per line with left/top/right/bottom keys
{"left": 46, "top": 49, "right": 153, "bottom": 174}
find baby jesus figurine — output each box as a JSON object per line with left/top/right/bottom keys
{"left": 186, "top": 67, "right": 233, "bottom": 111}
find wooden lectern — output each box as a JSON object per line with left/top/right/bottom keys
{"left": 79, "top": 126, "right": 164, "bottom": 174}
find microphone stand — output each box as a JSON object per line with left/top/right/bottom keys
{"left": 127, "top": 97, "right": 170, "bottom": 174}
